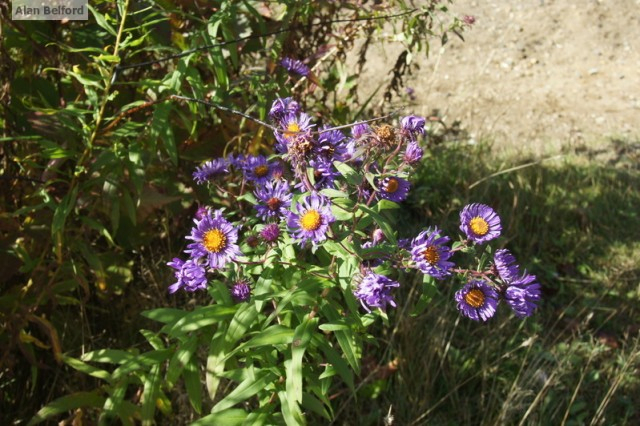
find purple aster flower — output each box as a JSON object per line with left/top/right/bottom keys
{"left": 194, "top": 205, "right": 209, "bottom": 221}
{"left": 167, "top": 258, "right": 208, "bottom": 293}
{"left": 376, "top": 176, "right": 411, "bottom": 202}
{"left": 351, "top": 122, "right": 372, "bottom": 140}
{"left": 269, "top": 97, "right": 301, "bottom": 122}
{"left": 226, "top": 153, "right": 246, "bottom": 170}
{"left": 275, "top": 112, "right": 314, "bottom": 154}
{"left": 342, "top": 139, "right": 362, "bottom": 165}
{"left": 354, "top": 272, "right": 400, "bottom": 312}
{"left": 243, "top": 155, "right": 277, "bottom": 185}
{"left": 455, "top": 280, "right": 499, "bottom": 321}
{"left": 316, "top": 127, "right": 348, "bottom": 161}
{"left": 459, "top": 203, "right": 502, "bottom": 244}
{"left": 403, "top": 141, "right": 424, "bottom": 164}
{"left": 397, "top": 238, "right": 411, "bottom": 250}
{"left": 401, "top": 115, "right": 426, "bottom": 139}
{"left": 260, "top": 223, "right": 281, "bottom": 242}
{"left": 254, "top": 180, "right": 292, "bottom": 219}
{"left": 185, "top": 210, "right": 243, "bottom": 269}
{"left": 193, "top": 158, "right": 228, "bottom": 184}
{"left": 231, "top": 280, "right": 252, "bottom": 302}
{"left": 287, "top": 193, "right": 335, "bottom": 245}
{"left": 504, "top": 273, "right": 541, "bottom": 318}
{"left": 308, "top": 158, "right": 340, "bottom": 190}
{"left": 270, "top": 161, "right": 286, "bottom": 180}
{"left": 280, "top": 57, "right": 310, "bottom": 77}
{"left": 410, "top": 227, "right": 455, "bottom": 279}
{"left": 493, "top": 249, "right": 520, "bottom": 283}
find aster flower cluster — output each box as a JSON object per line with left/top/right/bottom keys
{"left": 168, "top": 98, "right": 433, "bottom": 310}
{"left": 169, "top": 97, "right": 541, "bottom": 322}
{"left": 399, "top": 202, "right": 541, "bottom": 321}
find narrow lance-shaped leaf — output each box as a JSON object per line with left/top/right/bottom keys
{"left": 211, "top": 369, "right": 277, "bottom": 414}
{"left": 141, "top": 364, "right": 161, "bottom": 425}
{"left": 286, "top": 317, "right": 318, "bottom": 405}
{"left": 165, "top": 334, "right": 199, "bottom": 390}
{"left": 28, "top": 391, "right": 106, "bottom": 426}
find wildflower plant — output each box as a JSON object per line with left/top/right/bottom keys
{"left": 132, "top": 102, "right": 541, "bottom": 423}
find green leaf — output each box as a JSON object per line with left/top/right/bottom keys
{"left": 140, "top": 329, "right": 164, "bottom": 350}
{"left": 166, "top": 304, "right": 237, "bottom": 337}
{"left": 211, "top": 369, "right": 277, "bottom": 413}
{"left": 278, "top": 390, "right": 305, "bottom": 426}
{"left": 221, "top": 24, "right": 239, "bottom": 68}
{"left": 141, "top": 308, "right": 187, "bottom": 325}
{"left": 141, "top": 364, "right": 161, "bottom": 425}
{"left": 28, "top": 391, "right": 105, "bottom": 425}
{"left": 287, "top": 318, "right": 318, "bottom": 408}
{"left": 51, "top": 185, "right": 78, "bottom": 236}
{"left": 184, "top": 359, "right": 202, "bottom": 414}
{"left": 226, "top": 303, "right": 259, "bottom": 344}
{"left": 376, "top": 199, "right": 400, "bottom": 211}
{"left": 313, "top": 334, "right": 355, "bottom": 393}
{"left": 39, "top": 140, "right": 76, "bottom": 159}
{"left": 111, "top": 349, "right": 172, "bottom": 380}
{"left": 333, "top": 161, "right": 362, "bottom": 186}
{"left": 94, "top": 54, "right": 121, "bottom": 63}
{"left": 101, "top": 379, "right": 136, "bottom": 425}
{"left": 206, "top": 327, "right": 228, "bottom": 400}
{"left": 301, "top": 392, "right": 332, "bottom": 421}
{"left": 151, "top": 103, "right": 177, "bottom": 165}
{"left": 122, "top": 190, "right": 137, "bottom": 226}
{"left": 319, "top": 188, "right": 350, "bottom": 199}
{"left": 358, "top": 204, "right": 397, "bottom": 244}
{"left": 322, "top": 305, "right": 360, "bottom": 374}
{"left": 88, "top": 5, "right": 117, "bottom": 36}
{"left": 318, "top": 322, "right": 350, "bottom": 332}
{"left": 67, "top": 71, "right": 104, "bottom": 89}
{"left": 79, "top": 216, "right": 115, "bottom": 246}
{"left": 330, "top": 199, "right": 355, "bottom": 221}
{"left": 236, "top": 324, "right": 294, "bottom": 352}
{"left": 192, "top": 409, "right": 249, "bottom": 426}
{"left": 81, "top": 349, "right": 135, "bottom": 364}
{"left": 165, "top": 335, "right": 198, "bottom": 389}
{"left": 110, "top": 195, "right": 120, "bottom": 234}
{"left": 62, "top": 355, "right": 112, "bottom": 382}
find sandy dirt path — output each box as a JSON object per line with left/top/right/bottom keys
{"left": 361, "top": 0, "right": 640, "bottom": 155}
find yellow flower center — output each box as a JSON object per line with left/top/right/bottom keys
{"left": 300, "top": 210, "right": 322, "bottom": 231}
{"left": 284, "top": 122, "right": 300, "bottom": 139}
{"left": 423, "top": 245, "right": 440, "bottom": 264}
{"left": 203, "top": 229, "right": 227, "bottom": 253}
{"left": 469, "top": 217, "right": 489, "bottom": 236}
{"left": 384, "top": 178, "right": 399, "bottom": 193}
{"left": 465, "top": 288, "right": 485, "bottom": 308}
{"left": 254, "top": 165, "right": 269, "bottom": 177}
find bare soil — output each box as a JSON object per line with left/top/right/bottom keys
{"left": 362, "top": 0, "right": 640, "bottom": 154}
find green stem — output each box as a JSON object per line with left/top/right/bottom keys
{"left": 56, "top": 0, "right": 130, "bottom": 261}
{"left": 87, "top": 0, "right": 130, "bottom": 150}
